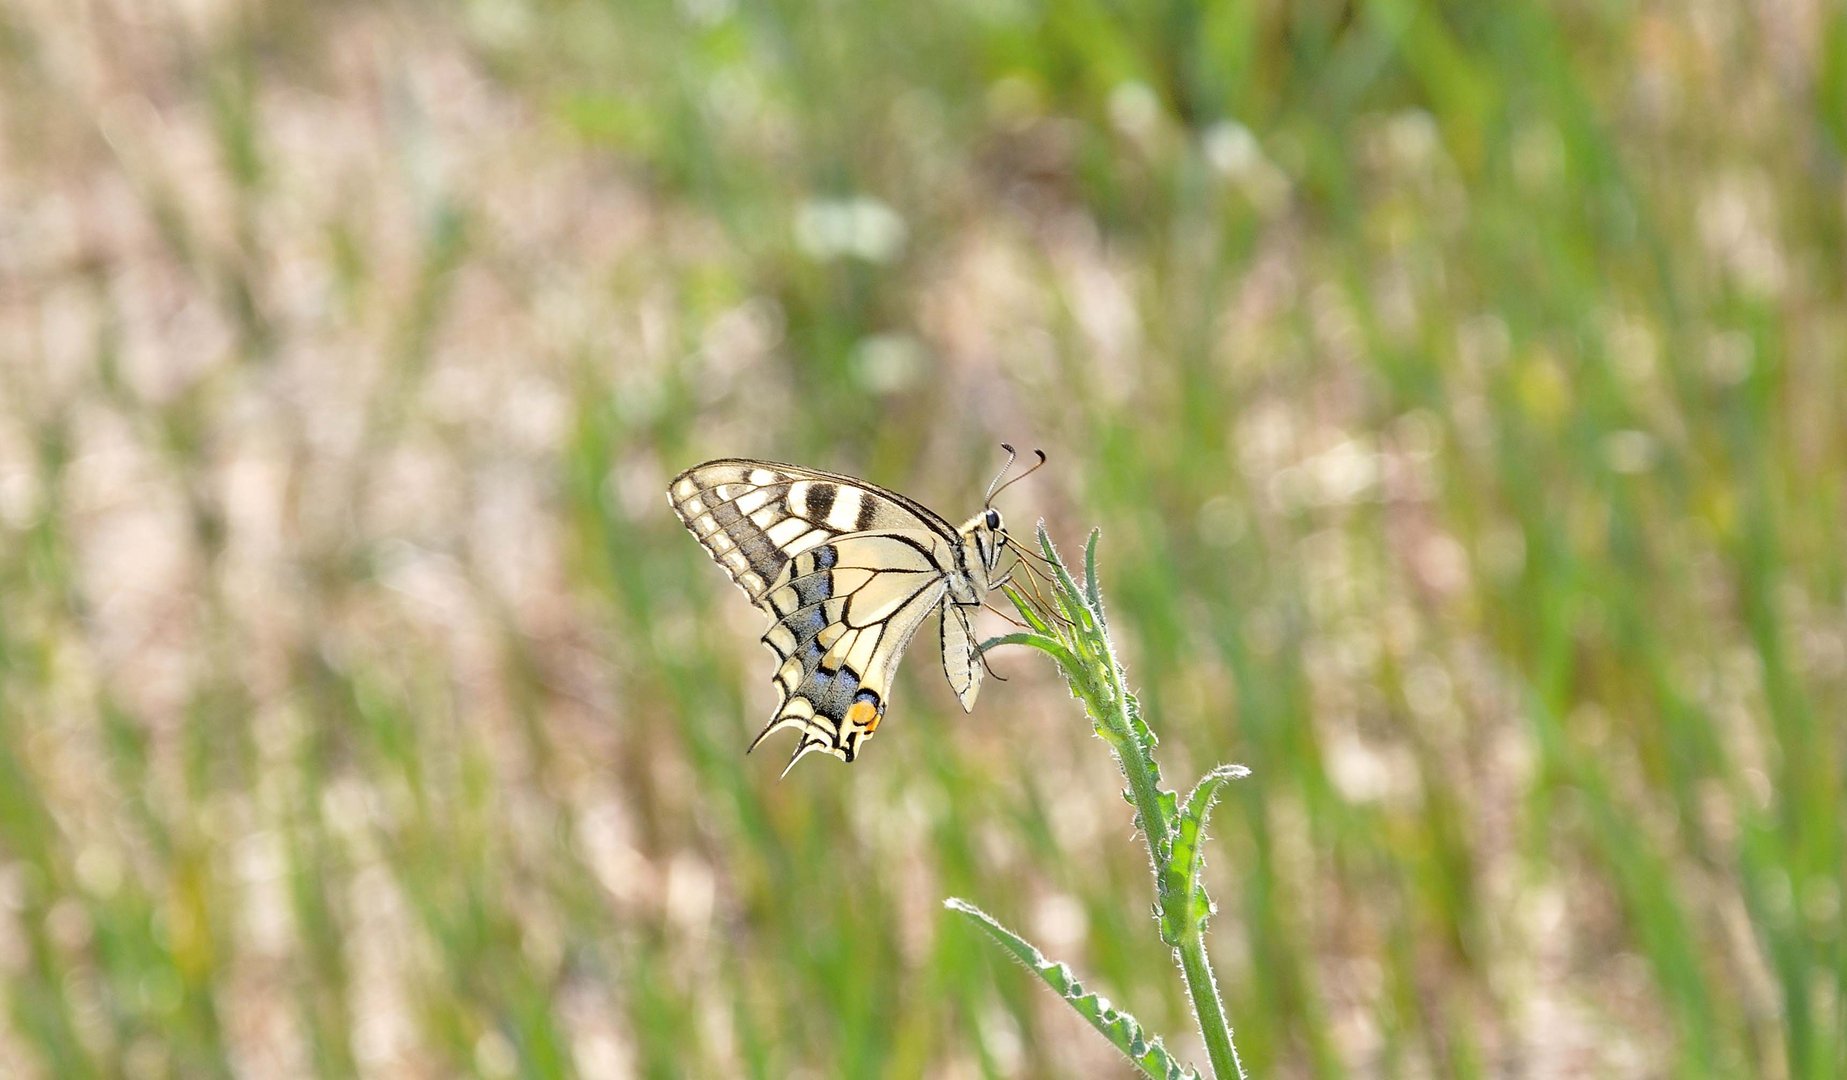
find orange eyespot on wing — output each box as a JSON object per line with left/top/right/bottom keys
{"left": 846, "top": 699, "right": 880, "bottom": 732}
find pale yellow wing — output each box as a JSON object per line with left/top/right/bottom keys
{"left": 667, "top": 459, "right": 960, "bottom": 604}
{"left": 750, "top": 533, "right": 950, "bottom": 772}
{"left": 938, "top": 602, "right": 982, "bottom": 712}
{"left": 667, "top": 460, "right": 969, "bottom": 771}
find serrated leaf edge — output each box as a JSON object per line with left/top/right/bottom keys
{"left": 944, "top": 898, "right": 1201, "bottom": 1080}
{"left": 1159, "top": 765, "right": 1251, "bottom": 945}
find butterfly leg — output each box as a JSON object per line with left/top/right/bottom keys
{"left": 1007, "top": 552, "right": 1077, "bottom": 627}
{"left": 990, "top": 560, "right": 1070, "bottom": 626}
{"left": 980, "top": 597, "right": 1031, "bottom": 629}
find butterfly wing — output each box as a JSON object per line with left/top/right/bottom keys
{"left": 668, "top": 459, "right": 960, "bottom": 603}
{"left": 668, "top": 460, "right": 966, "bottom": 770}
{"left": 939, "top": 602, "right": 982, "bottom": 712}
{"left": 752, "top": 533, "right": 950, "bottom": 772}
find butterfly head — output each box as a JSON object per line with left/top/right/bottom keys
{"left": 963, "top": 444, "right": 1046, "bottom": 586}
{"left": 960, "top": 506, "right": 1010, "bottom": 581}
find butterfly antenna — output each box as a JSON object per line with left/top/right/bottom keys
{"left": 983, "top": 443, "right": 1021, "bottom": 507}
{"left": 1013, "top": 542, "right": 1062, "bottom": 570}
{"left": 988, "top": 447, "right": 1047, "bottom": 505}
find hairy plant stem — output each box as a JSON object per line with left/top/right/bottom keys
{"left": 1092, "top": 681, "right": 1245, "bottom": 1080}
{"left": 998, "top": 527, "right": 1246, "bottom": 1079}
{"left": 1176, "top": 912, "right": 1241, "bottom": 1079}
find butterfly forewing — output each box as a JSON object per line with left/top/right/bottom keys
{"left": 669, "top": 459, "right": 981, "bottom": 772}
{"left": 669, "top": 460, "right": 957, "bottom": 603}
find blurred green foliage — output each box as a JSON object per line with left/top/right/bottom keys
{"left": 1, "top": 0, "right": 1844, "bottom": 1075}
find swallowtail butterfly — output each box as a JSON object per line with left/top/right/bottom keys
{"left": 668, "top": 447, "right": 1042, "bottom": 774}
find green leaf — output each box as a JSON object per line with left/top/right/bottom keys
{"left": 944, "top": 899, "right": 1201, "bottom": 1080}
{"left": 1083, "top": 528, "right": 1107, "bottom": 632}
{"left": 1001, "top": 583, "right": 1054, "bottom": 637}
{"left": 1159, "top": 765, "right": 1250, "bottom": 947}
{"left": 1036, "top": 523, "right": 1096, "bottom": 635}
{"left": 1123, "top": 688, "right": 1160, "bottom": 760}
{"left": 977, "top": 631, "right": 1057, "bottom": 656}
{"left": 977, "top": 631, "right": 1086, "bottom": 680}
{"left": 1156, "top": 787, "right": 1180, "bottom": 831}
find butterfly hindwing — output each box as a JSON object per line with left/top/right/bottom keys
{"left": 751, "top": 535, "right": 950, "bottom": 771}
{"left": 939, "top": 602, "right": 982, "bottom": 712}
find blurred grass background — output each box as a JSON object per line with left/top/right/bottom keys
{"left": 2, "top": 0, "right": 1844, "bottom": 1075}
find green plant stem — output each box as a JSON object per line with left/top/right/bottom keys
{"left": 1045, "top": 529, "right": 1246, "bottom": 1080}
{"left": 978, "top": 529, "right": 1247, "bottom": 1078}
{"left": 1100, "top": 707, "right": 1245, "bottom": 1080}
{"left": 1176, "top": 930, "right": 1242, "bottom": 1080}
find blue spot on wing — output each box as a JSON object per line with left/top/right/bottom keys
{"left": 775, "top": 544, "right": 837, "bottom": 666}
{"left": 803, "top": 663, "right": 861, "bottom": 723}
{"left": 793, "top": 571, "right": 830, "bottom": 609}
{"left": 789, "top": 604, "right": 827, "bottom": 640}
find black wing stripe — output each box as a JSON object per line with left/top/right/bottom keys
{"left": 764, "top": 573, "right": 932, "bottom": 652}
{"left": 805, "top": 483, "right": 836, "bottom": 523}
{"left": 703, "top": 498, "right": 784, "bottom": 580}
{"left": 679, "top": 482, "right": 793, "bottom": 524}
{"left": 691, "top": 458, "right": 960, "bottom": 540}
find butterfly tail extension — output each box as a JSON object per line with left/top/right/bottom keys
{"left": 747, "top": 714, "right": 809, "bottom": 755}
{"left": 780, "top": 737, "right": 836, "bottom": 779}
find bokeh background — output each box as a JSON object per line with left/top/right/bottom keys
{"left": 3, "top": 1, "right": 1844, "bottom": 1076}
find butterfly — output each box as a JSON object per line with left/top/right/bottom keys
{"left": 668, "top": 446, "right": 1045, "bottom": 774}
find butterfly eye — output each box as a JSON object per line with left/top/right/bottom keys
{"left": 985, "top": 508, "right": 1002, "bottom": 530}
